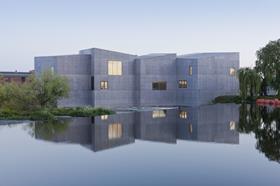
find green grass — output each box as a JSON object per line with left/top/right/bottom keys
{"left": 0, "top": 107, "right": 114, "bottom": 121}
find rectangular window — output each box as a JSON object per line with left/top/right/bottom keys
{"left": 178, "top": 80, "right": 188, "bottom": 88}
{"left": 91, "top": 76, "right": 94, "bottom": 90}
{"left": 100, "top": 81, "right": 108, "bottom": 89}
{"left": 101, "top": 115, "right": 108, "bottom": 120}
{"left": 108, "top": 61, "right": 122, "bottom": 75}
{"left": 152, "top": 110, "right": 167, "bottom": 118}
{"left": 108, "top": 123, "right": 122, "bottom": 140}
{"left": 189, "top": 65, "right": 193, "bottom": 75}
{"left": 152, "top": 81, "right": 167, "bottom": 90}
{"left": 230, "top": 67, "right": 236, "bottom": 76}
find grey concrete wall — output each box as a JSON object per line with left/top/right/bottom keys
{"left": 136, "top": 54, "right": 177, "bottom": 107}
{"left": 177, "top": 53, "right": 239, "bottom": 106}
{"left": 80, "top": 48, "right": 137, "bottom": 108}
{"left": 35, "top": 55, "right": 92, "bottom": 107}
{"left": 196, "top": 53, "right": 239, "bottom": 106}
{"left": 176, "top": 58, "right": 199, "bottom": 106}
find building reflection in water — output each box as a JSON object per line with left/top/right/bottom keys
{"left": 34, "top": 104, "right": 240, "bottom": 152}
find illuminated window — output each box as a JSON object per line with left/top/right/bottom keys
{"left": 100, "top": 81, "right": 108, "bottom": 89}
{"left": 108, "top": 61, "right": 122, "bottom": 75}
{"left": 179, "top": 111, "right": 188, "bottom": 119}
{"left": 230, "top": 67, "right": 236, "bottom": 76}
{"left": 101, "top": 115, "right": 108, "bottom": 120}
{"left": 152, "top": 81, "right": 167, "bottom": 90}
{"left": 152, "top": 110, "right": 167, "bottom": 118}
{"left": 108, "top": 123, "right": 122, "bottom": 139}
{"left": 229, "top": 121, "right": 236, "bottom": 130}
{"left": 189, "top": 66, "right": 193, "bottom": 75}
{"left": 178, "top": 80, "right": 187, "bottom": 88}
{"left": 189, "top": 124, "right": 193, "bottom": 134}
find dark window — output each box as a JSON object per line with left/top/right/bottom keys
{"left": 100, "top": 81, "right": 108, "bottom": 89}
{"left": 21, "top": 77, "right": 25, "bottom": 82}
{"left": 178, "top": 80, "right": 187, "bottom": 88}
{"left": 152, "top": 81, "right": 167, "bottom": 90}
{"left": 91, "top": 76, "right": 94, "bottom": 90}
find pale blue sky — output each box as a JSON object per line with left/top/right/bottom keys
{"left": 0, "top": 0, "right": 279, "bottom": 71}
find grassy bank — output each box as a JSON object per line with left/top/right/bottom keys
{"left": 213, "top": 95, "right": 280, "bottom": 104}
{"left": 0, "top": 107, "right": 114, "bottom": 121}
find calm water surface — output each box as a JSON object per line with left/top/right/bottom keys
{"left": 0, "top": 104, "right": 280, "bottom": 186}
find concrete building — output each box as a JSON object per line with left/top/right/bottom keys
{"left": 35, "top": 48, "right": 239, "bottom": 108}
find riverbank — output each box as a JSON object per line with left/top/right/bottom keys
{"left": 0, "top": 107, "right": 114, "bottom": 121}
{"left": 213, "top": 95, "right": 280, "bottom": 104}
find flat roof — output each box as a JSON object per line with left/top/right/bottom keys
{"left": 0, "top": 71, "right": 32, "bottom": 77}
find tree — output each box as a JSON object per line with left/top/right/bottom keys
{"left": 238, "top": 68, "right": 261, "bottom": 100}
{"left": 0, "top": 70, "right": 69, "bottom": 112}
{"left": 29, "top": 70, "right": 70, "bottom": 108}
{"left": 256, "top": 39, "right": 280, "bottom": 96}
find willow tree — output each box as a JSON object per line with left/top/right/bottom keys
{"left": 238, "top": 68, "right": 261, "bottom": 100}
{"left": 256, "top": 39, "right": 280, "bottom": 96}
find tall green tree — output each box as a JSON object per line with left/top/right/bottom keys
{"left": 0, "top": 70, "right": 69, "bottom": 111}
{"left": 256, "top": 39, "right": 280, "bottom": 96}
{"left": 238, "top": 68, "right": 261, "bottom": 100}
{"left": 29, "top": 70, "right": 70, "bottom": 108}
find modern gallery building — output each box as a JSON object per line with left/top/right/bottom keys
{"left": 35, "top": 47, "right": 239, "bottom": 108}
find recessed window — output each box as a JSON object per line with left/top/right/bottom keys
{"left": 152, "top": 81, "right": 167, "bottom": 90}
{"left": 108, "top": 123, "right": 122, "bottom": 140}
{"left": 179, "top": 111, "right": 188, "bottom": 119}
{"left": 230, "top": 67, "right": 236, "bottom": 76}
{"left": 108, "top": 61, "right": 122, "bottom": 75}
{"left": 178, "top": 80, "right": 188, "bottom": 88}
{"left": 152, "top": 110, "right": 167, "bottom": 118}
{"left": 188, "top": 124, "right": 193, "bottom": 134}
{"left": 91, "top": 76, "right": 94, "bottom": 90}
{"left": 189, "top": 66, "right": 193, "bottom": 75}
{"left": 100, "top": 81, "right": 108, "bottom": 89}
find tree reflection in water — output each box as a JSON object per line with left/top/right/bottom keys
{"left": 239, "top": 104, "right": 280, "bottom": 163}
{"left": 28, "top": 119, "right": 70, "bottom": 140}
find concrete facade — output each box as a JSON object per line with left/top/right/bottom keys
{"left": 35, "top": 48, "right": 239, "bottom": 108}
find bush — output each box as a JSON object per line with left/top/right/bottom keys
{"left": 51, "top": 107, "right": 114, "bottom": 117}
{"left": 213, "top": 95, "right": 242, "bottom": 104}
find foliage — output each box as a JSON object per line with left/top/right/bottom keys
{"left": 256, "top": 39, "right": 280, "bottom": 96}
{"left": 0, "top": 70, "right": 69, "bottom": 112}
{"left": 51, "top": 107, "right": 114, "bottom": 117}
{"left": 213, "top": 95, "right": 242, "bottom": 104}
{"left": 238, "top": 68, "right": 262, "bottom": 100}
{"left": 28, "top": 70, "right": 70, "bottom": 108}
{"left": 0, "top": 70, "right": 114, "bottom": 120}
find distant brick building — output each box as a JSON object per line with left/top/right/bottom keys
{"left": 0, "top": 71, "right": 32, "bottom": 84}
